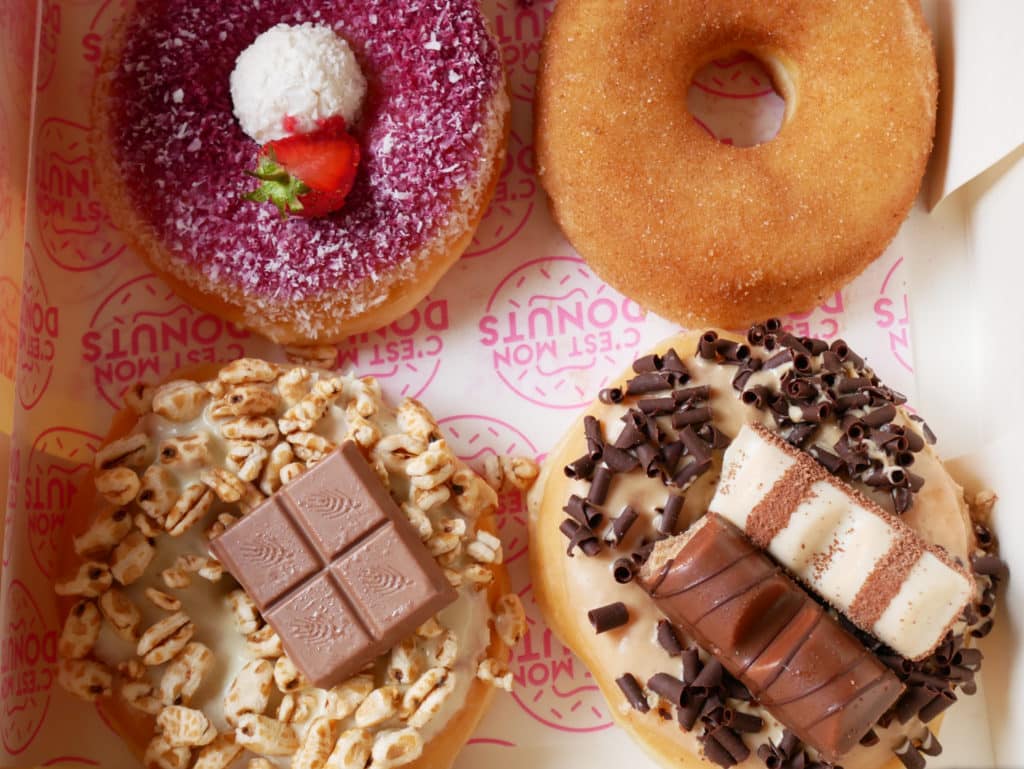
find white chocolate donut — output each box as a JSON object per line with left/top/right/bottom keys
{"left": 530, "top": 329, "right": 990, "bottom": 769}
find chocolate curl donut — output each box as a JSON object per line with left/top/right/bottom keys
{"left": 640, "top": 514, "right": 904, "bottom": 763}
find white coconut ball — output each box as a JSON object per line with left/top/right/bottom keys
{"left": 230, "top": 22, "right": 367, "bottom": 144}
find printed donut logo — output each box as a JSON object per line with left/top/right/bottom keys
{"left": 510, "top": 582, "right": 611, "bottom": 732}
{"left": 17, "top": 248, "right": 58, "bottom": 410}
{"left": 492, "top": 0, "right": 554, "bottom": 104}
{"left": 83, "top": 273, "right": 252, "bottom": 410}
{"left": 874, "top": 255, "right": 912, "bottom": 374}
{"left": 0, "top": 0, "right": 39, "bottom": 117}
{"left": 26, "top": 427, "right": 102, "bottom": 580}
{"left": 780, "top": 291, "right": 845, "bottom": 343}
{"left": 437, "top": 414, "right": 538, "bottom": 564}
{"left": 83, "top": 0, "right": 130, "bottom": 75}
{"left": 463, "top": 128, "right": 536, "bottom": 258}
{"left": 479, "top": 256, "right": 646, "bottom": 409}
{"left": 1, "top": 579, "right": 57, "bottom": 755}
{"left": 334, "top": 295, "right": 450, "bottom": 402}
{"left": 687, "top": 53, "right": 786, "bottom": 147}
{"left": 36, "top": 0, "right": 61, "bottom": 93}
{"left": 0, "top": 276, "right": 20, "bottom": 381}
{"left": 36, "top": 118, "right": 125, "bottom": 272}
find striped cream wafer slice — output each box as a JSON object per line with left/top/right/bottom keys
{"left": 710, "top": 423, "right": 973, "bottom": 660}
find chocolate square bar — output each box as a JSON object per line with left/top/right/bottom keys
{"left": 212, "top": 441, "right": 457, "bottom": 688}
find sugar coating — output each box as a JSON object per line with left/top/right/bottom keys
{"left": 230, "top": 22, "right": 367, "bottom": 143}
{"left": 108, "top": 0, "right": 503, "bottom": 305}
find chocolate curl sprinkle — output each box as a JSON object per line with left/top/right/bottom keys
{"left": 953, "top": 647, "right": 983, "bottom": 669}
{"left": 602, "top": 444, "right": 640, "bottom": 473}
{"left": 656, "top": 620, "right": 684, "bottom": 657}
{"left": 918, "top": 688, "right": 956, "bottom": 722}
{"left": 672, "top": 457, "right": 711, "bottom": 489}
{"left": 859, "top": 729, "right": 880, "bottom": 747}
{"left": 558, "top": 519, "right": 601, "bottom": 557}
{"left": 690, "top": 658, "right": 723, "bottom": 692}
{"left": 607, "top": 506, "right": 638, "bottom": 545}
{"left": 672, "top": 406, "right": 713, "bottom": 429}
{"left": 764, "top": 348, "right": 795, "bottom": 370}
{"left": 647, "top": 672, "right": 686, "bottom": 706}
{"left": 786, "top": 422, "right": 818, "bottom": 449}
{"left": 909, "top": 414, "right": 937, "bottom": 444}
{"left": 681, "top": 646, "right": 702, "bottom": 684}
{"left": 674, "top": 385, "right": 711, "bottom": 404}
{"left": 588, "top": 602, "right": 629, "bottom": 634}
{"left": 615, "top": 673, "right": 650, "bottom": 713}
{"left": 586, "top": 466, "right": 612, "bottom": 505}
{"left": 714, "top": 339, "right": 750, "bottom": 364}
{"left": 835, "top": 391, "right": 871, "bottom": 412}
{"left": 612, "top": 557, "right": 636, "bottom": 584}
{"left": 892, "top": 486, "right": 913, "bottom": 514}
{"left": 583, "top": 415, "right": 604, "bottom": 460}
{"left": 703, "top": 726, "right": 750, "bottom": 766}
{"left": 661, "top": 440, "right": 684, "bottom": 472}
{"left": 638, "top": 396, "right": 676, "bottom": 415}
{"left": 701, "top": 731, "right": 739, "bottom": 768}
{"left": 894, "top": 738, "right": 926, "bottom": 769}
{"left": 721, "top": 708, "right": 763, "bottom": 734}
{"left": 598, "top": 387, "right": 623, "bottom": 404}
{"left": 563, "top": 454, "right": 595, "bottom": 480}
{"left": 747, "top": 323, "right": 767, "bottom": 346}
{"left": 895, "top": 685, "right": 935, "bottom": 724}
{"left": 808, "top": 447, "right": 844, "bottom": 475}
{"left": 662, "top": 348, "right": 689, "bottom": 378}
{"left": 971, "top": 553, "right": 1008, "bottom": 578}
{"left": 613, "top": 420, "right": 645, "bottom": 449}
{"left": 626, "top": 371, "right": 673, "bottom": 395}
{"left": 679, "top": 426, "right": 711, "bottom": 463}
{"left": 634, "top": 442, "right": 661, "bottom": 478}
{"left": 836, "top": 376, "right": 873, "bottom": 394}
{"left": 564, "top": 495, "right": 602, "bottom": 528}
{"left": 919, "top": 731, "right": 942, "bottom": 757}
{"left": 699, "top": 331, "right": 719, "bottom": 359}
{"left": 697, "top": 424, "right": 731, "bottom": 450}
{"left": 732, "top": 357, "right": 762, "bottom": 392}
{"left": 777, "top": 332, "right": 810, "bottom": 355}
{"left": 659, "top": 494, "right": 684, "bottom": 536}
{"left": 742, "top": 385, "right": 772, "bottom": 408}
{"left": 862, "top": 403, "right": 897, "bottom": 428}
{"left": 632, "top": 353, "right": 663, "bottom": 374}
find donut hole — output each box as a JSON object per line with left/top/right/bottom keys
{"left": 686, "top": 51, "right": 786, "bottom": 147}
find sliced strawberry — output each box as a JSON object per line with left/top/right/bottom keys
{"left": 244, "top": 116, "right": 359, "bottom": 219}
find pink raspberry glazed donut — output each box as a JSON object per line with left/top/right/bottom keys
{"left": 94, "top": 0, "right": 509, "bottom": 344}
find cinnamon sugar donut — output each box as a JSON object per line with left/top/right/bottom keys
{"left": 536, "top": 0, "right": 937, "bottom": 328}
{"left": 529, "top": 326, "right": 1004, "bottom": 769}
{"left": 94, "top": 0, "right": 509, "bottom": 345}
{"left": 55, "top": 361, "right": 536, "bottom": 769}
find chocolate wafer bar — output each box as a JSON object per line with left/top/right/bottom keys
{"left": 641, "top": 514, "right": 904, "bottom": 762}
{"left": 709, "top": 424, "right": 973, "bottom": 660}
{"left": 211, "top": 442, "right": 457, "bottom": 689}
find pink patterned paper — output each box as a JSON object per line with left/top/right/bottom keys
{"left": 0, "top": 0, "right": 931, "bottom": 765}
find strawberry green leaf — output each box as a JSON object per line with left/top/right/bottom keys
{"left": 243, "top": 150, "right": 311, "bottom": 219}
